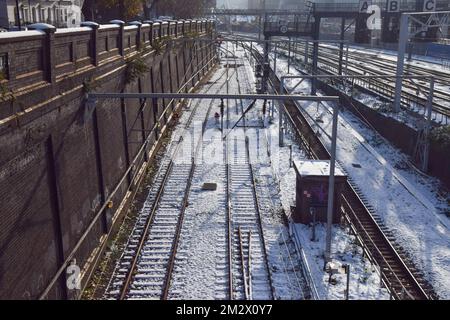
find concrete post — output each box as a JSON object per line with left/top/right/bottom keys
{"left": 81, "top": 21, "right": 100, "bottom": 66}
{"left": 110, "top": 20, "right": 125, "bottom": 56}
{"left": 325, "top": 103, "right": 339, "bottom": 262}
{"left": 28, "top": 23, "right": 56, "bottom": 83}
{"left": 129, "top": 21, "right": 143, "bottom": 51}
{"left": 394, "top": 14, "right": 409, "bottom": 112}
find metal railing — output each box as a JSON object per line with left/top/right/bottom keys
{"left": 341, "top": 194, "right": 429, "bottom": 300}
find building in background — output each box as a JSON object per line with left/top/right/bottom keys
{"left": 247, "top": 0, "right": 305, "bottom": 10}
{"left": 248, "top": 0, "right": 262, "bottom": 9}
{"left": 0, "top": 0, "right": 84, "bottom": 29}
{"left": 206, "top": 0, "right": 217, "bottom": 9}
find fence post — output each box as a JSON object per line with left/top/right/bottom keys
{"left": 81, "top": 21, "right": 100, "bottom": 66}
{"left": 129, "top": 21, "right": 143, "bottom": 51}
{"left": 28, "top": 23, "right": 56, "bottom": 83}
{"left": 110, "top": 20, "right": 125, "bottom": 56}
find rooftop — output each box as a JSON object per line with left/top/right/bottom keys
{"left": 294, "top": 160, "right": 347, "bottom": 177}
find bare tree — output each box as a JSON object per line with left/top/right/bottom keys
{"left": 153, "top": 0, "right": 209, "bottom": 19}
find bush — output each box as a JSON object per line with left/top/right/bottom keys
{"left": 430, "top": 125, "right": 450, "bottom": 148}
{"left": 125, "top": 55, "right": 149, "bottom": 85}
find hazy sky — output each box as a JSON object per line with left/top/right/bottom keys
{"left": 216, "top": 0, "right": 249, "bottom": 9}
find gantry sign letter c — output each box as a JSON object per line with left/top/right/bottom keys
{"left": 423, "top": 0, "right": 437, "bottom": 12}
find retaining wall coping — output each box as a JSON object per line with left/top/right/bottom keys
{"left": 55, "top": 27, "right": 92, "bottom": 34}
{"left": 99, "top": 24, "right": 120, "bottom": 30}
{"left": 124, "top": 25, "right": 139, "bottom": 31}
{"left": 0, "top": 30, "right": 45, "bottom": 40}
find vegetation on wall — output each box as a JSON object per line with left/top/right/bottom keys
{"left": 125, "top": 49, "right": 150, "bottom": 85}
{"left": 0, "top": 72, "right": 8, "bottom": 100}
{"left": 0, "top": 72, "right": 15, "bottom": 102}
{"left": 430, "top": 125, "right": 450, "bottom": 149}
{"left": 151, "top": 36, "right": 169, "bottom": 56}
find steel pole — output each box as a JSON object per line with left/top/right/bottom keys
{"left": 422, "top": 77, "right": 434, "bottom": 172}
{"left": 273, "top": 43, "right": 278, "bottom": 116}
{"left": 274, "top": 43, "right": 277, "bottom": 75}
{"left": 345, "top": 43, "right": 349, "bottom": 75}
{"left": 304, "top": 40, "right": 309, "bottom": 65}
{"left": 279, "top": 78, "right": 284, "bottom": 147}
{"left": 262, "top": 34, "right": 270, "bottom": 94}
{"left": 325, "top": 104, "right": 339, "bottom": 262}
{"left": 288, "top": 36, "right": 291, "bottom": 74}
{"left": 338, "top": 18, "right": 345, "bottom": 75}
{"left": 394, "top": 14, "right": 409, "bottom": 112}
{"left": 226, "top": 41, "right": 229, "bottom": 135}
{"left": 311, "top": 17, "right": 321, "bottom": 95}
{"left": 90, "top": 93, "right": 339, "bottom": 101}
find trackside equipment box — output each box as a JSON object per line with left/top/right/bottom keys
{"left": 293, "top": 160, "right": 347, "bottom": 224}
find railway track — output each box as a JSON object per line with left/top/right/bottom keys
{"left": 244, "top": 42, "right": 434, "bottom": 300}
{"left": 105, "top": 53, "right": 279, "bottom": 300}
{"left": 224, "top": 53, "right": 274, "bottom": 300}
{"left": 105, "top": 69, "right": 228, "bottom": 300}
{"left": 225, "top": 136, "right": 274, "bottom": 299}
{"left": 279, "top": 41, "right": 450, "bottom": 121}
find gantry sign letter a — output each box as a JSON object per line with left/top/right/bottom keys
{"left": 359, "top": 0, "right": 372, "bottom": 13}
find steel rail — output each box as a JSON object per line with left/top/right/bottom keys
{"left": 118, "top": 68, "right": 229, "bottom": 300}
{"left": 341, "top": 195, "right": 416, "bottom": 299}
{"left": 237, "top": 56, "right": 276, "bottom": 299}
{"left": 238, "top": 227, "right": 250, "bottom": 300}
{"left": 247, "top": 42, "right": 432, "bottom": 300}
{"left": 279, "top": 42, "right": 450, "bottom": 118}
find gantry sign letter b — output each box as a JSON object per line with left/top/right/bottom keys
{"left": 387, "top": 0, "right": 400, "bottom": 12}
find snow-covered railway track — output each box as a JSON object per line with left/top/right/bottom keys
{"left": 244, "top": 43, "right": 434, "bottom": 300}
{"left": 224, "top": 55, "right": 275, "bottom": 299}
{"left": 278, "top": 42, "right": 450, "bottom": 121}
{"left": 225, "top": 138, "right": 274, "bottom": 300}
{"left": 104, "top": 68, "right": 228, "bottom": 300}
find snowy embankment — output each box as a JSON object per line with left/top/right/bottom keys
{"left": 269, "top": 51, "right": 450, "bottom": 298}
{"left": 168, "top": 46, "right": 309, "bottom": 300}
{"left": 266, "top": 116, "right": 389, "bottom": 300}
{"left": 240, "top": 42, "right": 390, "bottom": 299}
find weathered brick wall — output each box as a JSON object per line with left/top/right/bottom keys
{"left": 0, "top": 21, "right": 216, "bottom": 299}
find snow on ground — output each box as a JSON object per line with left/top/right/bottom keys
{"left": 269, "top": 53, "right": 450, "bottom": 298}
{"left": 266, "top": 106, "right": 389, "bottom": 300}
{"left": 292, "top": 223, "right": 389, "bottom": 300}
{"left": 340, "top": 44, "right": 450, "bottom": 71}
{"left": 168, "top": 45, "right": 309, "bottom": 300}
{"left": 274, "top": 45, "right": 449, "bottom": 126}
{"left": 169, "top": 43, "right": 389, "bottom": 299}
